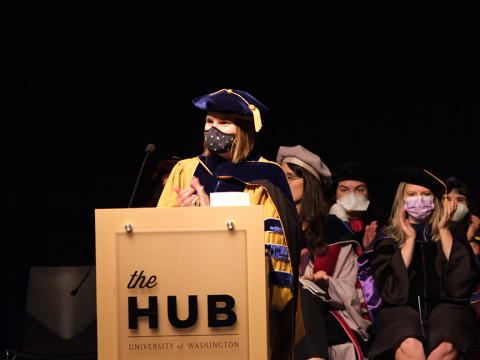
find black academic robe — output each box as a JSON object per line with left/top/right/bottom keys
{"left": 368, "top": 223, "right": 480, "bottom": 357}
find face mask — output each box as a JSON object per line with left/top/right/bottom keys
{"left": 404, "top": 196, "right": 434, "bottom": 222}
{"left": 336, "top": 192, "right": 370, "bottom": 212}
{"left": 204, "top": 126, "right": 236, "bottom": 155}
{"left": 452, "top": 203, "right": 469, "bottom": 222}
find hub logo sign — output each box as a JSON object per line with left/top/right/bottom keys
{"left": 115, "top": 231, "right": 250, "bottom": 360}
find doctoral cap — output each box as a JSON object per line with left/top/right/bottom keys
{"left": 192, "top": 89, "right": 268, "bottom": 132}
{"left": 277, "top": 145, "right": 332, "bottom": 186}
{"left": 389, "top": 166, "right": 447, "bottom": 195}
{"left": 331, "top": 162, "right": 380, "bottom": 187}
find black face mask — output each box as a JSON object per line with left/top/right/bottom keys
{"left": 204, "top": 126, "right": 236, "bottom": 155}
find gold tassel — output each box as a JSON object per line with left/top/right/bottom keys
{"left": 249, "top": 104, "right": 262, "bottom": 132}
{"left": 423, "top": 169, "right": 448, "bottom": 206}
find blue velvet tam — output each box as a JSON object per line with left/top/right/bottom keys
{"left": 192, "top": 89, "right": 269, "bottom": 132}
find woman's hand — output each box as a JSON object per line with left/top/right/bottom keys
{"left": 438, "top": 199, "right": 456, "bottom": 260}
{"left": 302, "top": 270, "right": 329, "bottom": 293}
{"left": 439, "top": 198, "right": 457, "bottom": 230}
{"left": 399, "top": 208, "right": 416, "bottom": 268}
{"left": 190, "top": 176, "right": 210, "bottom": 206}
{"left": 173, "top": 186, "right": 195, "bottom": 207}
{"left": 363, "top": 221, "right": 378, "bottom": 249}
{"left": 399, "top": 208, "right": 415, "bottom": 241}
{"left": 173, "top": 176, "right": 210, "bottom": 207}
{"left": 467, "top": 215, "right": 480, "bottom": 241}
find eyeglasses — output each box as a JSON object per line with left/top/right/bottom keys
{"left": 285, "top": 174, "right": 302, "bottom": 184}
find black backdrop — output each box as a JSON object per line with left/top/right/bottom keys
{"left": 4, "top": 2, "right": 479, "bottom": 352}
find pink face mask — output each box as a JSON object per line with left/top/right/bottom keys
{"left": 404, "top": 196, "right": 435, "bottom": 222}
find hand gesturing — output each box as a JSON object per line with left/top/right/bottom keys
{"left": 173, "top": 176, "right": 210, "bottom": 207}
{"left": 467, "top": 215, "right": 480, "bottom": 241}
{"left": 302, "top": 270, "right": 329, "bottom": 293}
{"left": 363, "top": 221, "right": 378, "bottom": 249}
{"left": 399, "top": 208, "right": 416, "bottom": 241}
{"left": 438, "top": 198, "right": 457, "bottom": 230}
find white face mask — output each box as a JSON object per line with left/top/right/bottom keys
{"left": 336, "top": 192, "right": 370, "bottom": 212}
{"left": 452, "top": 203, "right": 469, "bottom": 222}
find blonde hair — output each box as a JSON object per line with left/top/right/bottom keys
{"left": 383, "top": 182, "right": 443, "bottom": 248}
{"left": 203, "top": 116, "right": 256, "bottom": 163}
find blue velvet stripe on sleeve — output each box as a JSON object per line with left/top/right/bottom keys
{"left": 264, "top": 218, "right": 284, "bottom": 234}
{"left": 471, "top": 290, "right": 480, "bottom": 304}
{"left": 265, "top": 244, "right": 290, "bottom": 261}
{"left": 269, "top": 271, "right": 293, "bottom": 288}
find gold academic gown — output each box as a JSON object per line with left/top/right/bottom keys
{"left": 158, "top": 154, "right": 302, "bottom": 359}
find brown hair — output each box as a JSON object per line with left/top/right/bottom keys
{"left": 203, "top": 115, "right": 256, "bottom": 163}
{"left": 288, "top": 163, "right": 329, "bottom": 258}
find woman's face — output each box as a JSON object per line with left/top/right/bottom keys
{"left": 335, "top": 180, "right": 369, "bottom": 200}
{"left": 281, "top": 163, "right": 304, "bottom": 208}
{"left": 446, "top": 189, "right": 468, "bottom": 205}
{"left": 403, "top": 184, "right": 433, "bottom": 198}
{"left": 205, "top": 112, "right": 237, "bottom": 134}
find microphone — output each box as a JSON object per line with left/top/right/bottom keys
{"left": 128, "top": 144, "right": 155, "bottom": 208}
{"left": 72, "top": 143, "right": 155, "bottom": 296}
{"left": 145, "top": 143, "right": 155, "bottom": 155}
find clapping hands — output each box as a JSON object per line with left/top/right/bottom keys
{"left": 173, "top": 176, "right": 210, "bottom": 207}
{"left": 438, "top": 198, "right": 458, "bottom": 231}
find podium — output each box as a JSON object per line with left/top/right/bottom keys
{"left": 95, "top": 206, "right": 269, "bottom": 360}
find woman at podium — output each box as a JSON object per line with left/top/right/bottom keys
{"left": 157, "top": 89, "right": 301, "bottom": 360}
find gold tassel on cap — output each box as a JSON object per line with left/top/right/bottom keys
{"left": 249, "top": 104, "right": 262, "bottom": 132}
{"left": 423, "top": 169, "right": 448, "bottom": 206}
{"left": 209, "top": 89, "right": 263, "bottom": 132}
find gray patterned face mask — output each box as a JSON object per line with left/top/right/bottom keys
{"left": 204, "top": 127, "right": 236, "bottom": 155}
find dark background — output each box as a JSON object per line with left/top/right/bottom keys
{"left": 3, "top": 2, "right": 479, "bottom": 353}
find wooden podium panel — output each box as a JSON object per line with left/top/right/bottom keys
{"left": 95, "top": 206, "right": 268, "bottom": 360}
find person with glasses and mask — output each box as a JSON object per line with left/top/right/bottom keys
{"left": 277, "top": 145, "right": 371, "bottom": 360}
{"left": 358, "top": 166, "right": 480, "bottom": 360}
{"left": 329, "top": 162, "right": 389, "bottom": 250}
{"left": 157, "top": 89, "right": 301, "bottom": 360}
